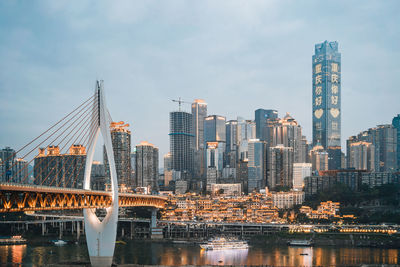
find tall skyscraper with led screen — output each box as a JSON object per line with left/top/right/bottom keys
{"left": 312, "top": 41, "right": 341, "bottom": 149}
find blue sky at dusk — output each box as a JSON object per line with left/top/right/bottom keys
{"left": 0, "top": 1, "right": 399, "bottom": 163}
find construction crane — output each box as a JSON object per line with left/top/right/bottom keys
{"left": 172, "top": 97, "right": 191, "bottom": 111}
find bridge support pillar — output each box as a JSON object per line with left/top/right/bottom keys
{"left": 42, "top": 222, "right": 45, "bottom": 236}
{"left": 59, "top": 222, "right": 63, "bottom": 239}
{"left": 150, "top": 209, "right": 163, "bottom": 239}
{"left": 130, "top": 221, "right": 134, "bottom": 240}
{"left": 76, "top": 221, "right": 81, "bottom": 240}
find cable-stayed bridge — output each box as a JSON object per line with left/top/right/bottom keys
{"left": 0, "top": 81, "right": 167, "bottom": 267}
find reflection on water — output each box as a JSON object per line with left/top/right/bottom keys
{"left": 201, "top": 248, "right": 248, "bottom": 266}
{"left": 0, "top": 240, "right": 399, "bottom": 266}
{"left": 0, "top": 244, "right": 26, "bottom": 266}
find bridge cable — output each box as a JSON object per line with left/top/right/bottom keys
{"left": 40, "top": 105, "right": 96, "bottom": 186}
{"left": 7, "top": 96, "right": 96, "bottom": 183}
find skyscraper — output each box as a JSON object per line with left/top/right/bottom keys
{"left": 348, "top": 125, "right": 397, "bottom": 172}
{"left": 204, "top": 115, "right": 226, "bottom": 143}
{"left": 348, "top": 141, "right": 375, "bottom": 171}
{"left": 192, "top": 99, "right": 207, "bottom": 150}
{"left": 0, "top": 147, "right": 16, "bottom": 182}
{"left": 104, "top": 121, "right": 132, "bottom": 191}
{"left": 254, "top": 109, "right": 278, "bottom": 141}
{"left": 265, "top": 113, "right": 304, "bottom": 163}
{"left": 393, "top": 114, "right": 400, "bottom": 171}
{"left": 293, "top": 163, "right": 312, "bottom": 191}
{"left": 34, "top": 145, "right": 86, "bottom": 188}
{"left": 163, "top": 153, "right": 173, "bottom": 187}
{"left": 135, "top": 141, "right": 159, "bottom": 191}
{"left": 192, "top": 99, "right": 207, "bottom": 178}
{"left": 237, "top": 117, "right": 256, "bottom": 161}
{"left": 169, "top": 111, "right": 194, "bottom": 178}
{"left": 312, "top": 41, "right": 341, "bottom": 151}
{"left": 225, "top": 120, "right": 238, "bottom": 168}
{"left": 267, "top": 144, "right": 293, "bottom": 189}
{"left": 309, "top": 144, "right": 329, "bottom": 172}
{"left": 248, "top": 139, "right": 266, "bottom": 192}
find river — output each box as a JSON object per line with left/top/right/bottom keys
{"left": 0, "top": 240, "right": 399, "bottom": 266}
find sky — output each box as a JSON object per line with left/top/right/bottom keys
{"left": 0, "top": 0, "right": 399, "bottom": 165}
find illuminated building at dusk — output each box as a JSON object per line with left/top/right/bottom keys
{"left": 135, "top": 141, "right": 159, "bottom": 192}
{"left": 104, "top": 121, "right": 132, "bottom": 190}
{"left": 264, "top": 113, "right": 305, "bottom": 163}
{"left": 312, "top": 41, "right": 342, "bottom": 168}
{"left": 271, "top": 190, "right": 304, "bottom": 209}
{"left": 34, "top": 144, "right": 86, "bottom": 188}
{"left": 293, "top": 163, "right": 312, "bottom": 190}
{"left": 163, "top": 153, "right": 173, "bottom": 187}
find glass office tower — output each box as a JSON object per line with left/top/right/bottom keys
{"left": 312, "top": 41, "right": 341, "bottom": 149}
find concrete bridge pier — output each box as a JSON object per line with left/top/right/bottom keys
{"left": 41, "top": 222, "right": 46, "bottom": 236}
{"left": 76, "top": 220, "right": 81, "bottom": 240}
{"left": 150, "top": 209, "right": 163, "bottom": 239}
{"left": 130, "top": 221, "right": 134, "bottom": 240}
{"left": 59, "top": 222, "right": 63, "bottom": 239}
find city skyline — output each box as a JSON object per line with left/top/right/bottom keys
{"left": 1, "top": 1, "right": 400, "bottom": 164}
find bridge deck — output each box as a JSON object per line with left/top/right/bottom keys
{"left": 0, "top": 183, "right": 167, "bottom": 212}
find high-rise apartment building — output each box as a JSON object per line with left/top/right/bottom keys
{"left": 293, "top": 163, "right": 312, "bottom": 191}
{"left": 104, "top": 121, "right": 132, "bottom": 191}
{"left": 192, "top": 99, "right": 207, "bottom": 150}
{"left": 91, "top": 161, "right": 106, "bottom": 190}
{"left": 255, "top": 109, "right": 278, "bottom": 141}
{"left": 34, "top": 145, "right": 86, "bottom": 188}
{"left": 135, "top": 141, "right": 159, "bottom": 191}
{"left": 312, "top": 41, "right": 341, "bottom": 163}
{"left": 0, "top": 147, "right": 16, "bottom": 182}
{"left": 192, "top": 99, "right": 207, "bottom": 179}
{"left": 237, "top": 117, "right": 256, "bottom": 161}
{"left": 204, "top": 115, "right": 226, "bottom": 143}
{"left": 348, "top": 141, "right": 375, "bottom": 171}
{"left": 392, "top": 114, "right": 400, "bottom": 170}
{"left": 265, "top": 113, "right": 305, "bottom": 163}
{"left": 348, "top": 124, "right": 397, "bottom": 172}
{"left": 248, "top": 139, "right": 266, "bottom": 192}
{"left": 310, "top": 144, "right": 329, "bottom": 172}
{"left": 267, "top": 144, "right": 294, "bottom": 189}
{"left": 205, "top": 142, "right": 225, "bottom": 171}
{"left": 169, "top": 111, "right": 194, "bottom": 178}
{"left": 225, "top": 120, "right": 238, "bottom": 168}
{"left": 163, "top": 152, "right": 173, "bottom": 187}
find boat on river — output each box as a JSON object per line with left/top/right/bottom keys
{"left": 0, "top": 235, "right": 27, "bottom": 245}
{"left": 200, "top": 237, "right": 249, "bottom": 250}
{"left": 287, "top": 239, "right": 313, "bottom": 246}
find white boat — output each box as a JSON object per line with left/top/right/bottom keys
{"left": 200, "top": 237, "right": 249, "bottom": 250}
{"left": 53, "top": 239, "right": 67, "bottom": 245}
{"left": 287, "top": 240, "right": 313, "bottom": 246}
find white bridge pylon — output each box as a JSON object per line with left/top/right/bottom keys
{"left": 83, "top": 80, "right": 119, "bottom": 267}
